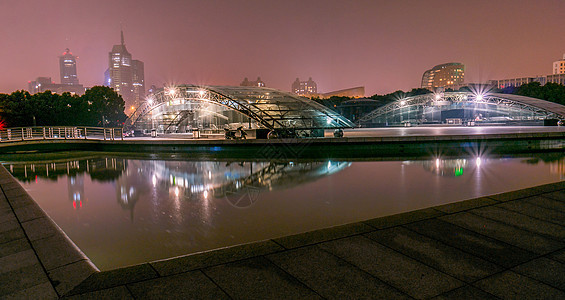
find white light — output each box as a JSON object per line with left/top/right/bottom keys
{"left": 327, "top": 117, "right": 332, "bottom": 124}
{"left": 435, "top": 158, "right": 440, "bottom": 168}
{"left": 199, "top": 90, "right": 205, "bottom": 97}
{"left": 476, "top": 94, "right": 484, "bottom": 101}
{"left": 400, "top": 100, "right": 406, "bottom": 106}
{"left": 476, "top": 157, "right": 482, "bottom": 167}
{"left": 435, "top": 94, "right": 441, "bottom": 100}
{"left": 203, "top": 190, "right": 208, "bottom": 199}
{"left": 174, "top": 187, "right": 179, "bottom": 197}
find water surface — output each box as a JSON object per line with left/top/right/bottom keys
{"left": 5, "top": 154, "right": 564, "bottom": 270}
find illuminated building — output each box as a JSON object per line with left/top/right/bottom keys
{"left": 105, "top": 30, "right": 145, "bottom": 108}
{"left": 490, "top": 54, "right": 565, "bottom": 88}
{"left": 28, "top": 76, "right": 85, "bottom": 95}
{"left": 27, "top": 48, "right": 85, "bottom": 95}
{"left": 553, "top": 54, "right": 565, "bottom": 74}
{"left": 59, "top": 48, "right": 79, "bottom": 85}
{"left": 292, "top": 77, "right": 317, "bottom": 96}
{"left": 421, "top": 63, "right": 465, "bottom": 90}
{"left": 240, "top": 77, "right": 265, "bottom": 87}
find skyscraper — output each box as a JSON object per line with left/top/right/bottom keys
{"left": 106, "top": 30, "right": 145, "bottom": 110}
{"left": 59, "top": 48, "right": 79, "bottom": 85}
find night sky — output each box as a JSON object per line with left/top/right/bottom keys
{"left": 1, "top": 0, "right": 565, "bottom": 96}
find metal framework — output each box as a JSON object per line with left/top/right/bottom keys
{"left": 359, "top": 92, "right": 565, "bottom": 124}
{"left": 126, "top": 85, "right": 353, "bottom": 131}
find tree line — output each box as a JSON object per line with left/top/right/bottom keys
{"left": 0, "top": 86, "right": 127, "bottom": 128}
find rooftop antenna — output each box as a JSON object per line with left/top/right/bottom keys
{"left": 120, "top": 23, "right": 125, "bottom": 45}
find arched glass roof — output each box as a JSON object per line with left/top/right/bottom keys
{"left": 359, "top": 92, "right": 565, "bottom": 126}
{"left": 127, "top": 85, "right": 353, "bottom": 130}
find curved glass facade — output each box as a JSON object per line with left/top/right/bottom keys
{"left": 361, "top": 92, "right": 565, "bottom": 126}
{"left": 128, "top": 85, "right": 353, "bottom": 135}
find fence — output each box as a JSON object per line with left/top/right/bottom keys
{"left": 0, "top": 127, "right": 124, "bottom": 143}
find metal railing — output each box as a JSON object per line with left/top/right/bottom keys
{"left": 0, "top": 127, "right": 124, "bottom": 143}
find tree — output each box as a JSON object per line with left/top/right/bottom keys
{"left": 82, "top": 86, "right": 127, "bottom": 127}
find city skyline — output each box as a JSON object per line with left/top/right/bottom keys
{"left": 1, "top": 0, "right": 565, "bottom": 96}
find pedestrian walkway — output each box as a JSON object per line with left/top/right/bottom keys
{"left": 1, "top": 163, "right": 564, "bottom": 299}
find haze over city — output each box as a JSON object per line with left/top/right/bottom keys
{"left": 1, "top": 0, "right": 565, "bottom": 95}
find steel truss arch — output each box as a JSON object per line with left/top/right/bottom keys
{"left": 126, "top": 85, "right": 354, "bottom": 131}
{"left": 359, "top": 92, "right": 565, "bottom": 124}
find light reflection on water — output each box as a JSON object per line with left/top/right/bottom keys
{"left": 5, "top": 154, "right": 564, "bottom": 270}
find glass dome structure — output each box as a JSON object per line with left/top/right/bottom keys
{"left": 126, "top": 85, "right": 353, "bottom": 135}
{"left": 359, "top": 92, "right": 565, "bottom": 126}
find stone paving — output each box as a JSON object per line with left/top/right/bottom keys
{"left": 1, "top": 163, "right": 564, "bottom": 299}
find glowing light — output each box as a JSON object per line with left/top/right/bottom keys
{"left": 203, "top": 190, "right": 208, "bottom": 199}
{"left": 435, "top": 94, "right": 441, "bottom": 100}
{"left": 476, "top": 94, "right": 484, "bottom": 101}
{"left": 174, "top": 187, "right": 179, "bottom": 197}
{"left": 400, "top": 100, "right": 406, "bottom": 106}
{"left": 476, "top": 157, "right": 482, "bottom": 167}
{"left": 435, "top": 158, "right": 440, "bottom": 168}
{"left": 327, "top": 117, "right": 332, "bottom": 124}
{"left": 199, "top": 90, "right": 205, "bottom": 97}
{"left": 166, "top": 87, "right": 177, "bottom": 97}
{"left": 152, "top": 175, "right": 157, "bottom": 186}
{"left": 146, "top": 97, "right": 154, "bottom": 105}
{"left": 130, "top": 106, "right": 135, "bottom": 111}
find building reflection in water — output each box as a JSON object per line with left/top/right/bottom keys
{"left": 5, "top": 157, "right": 352, "bottom": 220}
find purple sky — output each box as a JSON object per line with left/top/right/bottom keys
{"left": 1, "top": 0, "right": 565, "bottom": 96}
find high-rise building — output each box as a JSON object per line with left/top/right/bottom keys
{"left": 59, "top": 48, "right": 79, "bottom": 85}
{"left": 553, "top": 54, "right": 565, "bottom": 74}
{"left": 421, "top": 63, "right": 465, "bottom": 90}
{"left": 292, "top": 77, "right": 317, "bottom": 96}
{"left": 106, "top": 30, "right": 145, "bottom": 109}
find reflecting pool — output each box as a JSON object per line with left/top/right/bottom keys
{"left": 4, "top": 154, "right": 564, "bottom": 270}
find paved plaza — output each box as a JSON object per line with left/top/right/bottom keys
{"left": 1, "top": 161, "right": 564, "bottom": 299}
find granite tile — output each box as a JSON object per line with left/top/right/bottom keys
{"left": 267, "top": 245, "right": 408, "bottom": 299}
{"left": 62, "top": 286, "right": 133, "bottom": 300}
{"left": 319, "top": 235, "right": 463, "bottom": 299}
{"left": 541, "top": 190, "right": 565, "bottom": 202}
{"left": 404, "top": 219, "right": 536, "bottom": 268}
{"left": 550, "top": 249, "right": 565, "bottom": 264}
{"left": 487, "top": 188, "right": 542, "bottom": 202}
{"left": 497, "top": 200, "right": 565, "bottom": 226}
{"left": 151, "top": 240, "right": 283, "bottom": 276}
{"left": 440, "top": 212, "right": 564, "bottom": 255}
{"left": 431, "top": 285, "right": 498, "bottom": 300}
{"left": 0, "top": 238, "right": 29, "bottom": 258}
{"left": 366, "top": 227, "right": 502, "bottom": 283}
{"left": 3, "top": 282, "right": 58, "bottom": 300}
{"left": 433, "top": 197, "right": 498, "bottom": 214}
{"left": 363, "top": 208, "right": 445, "bottom": 229}
{"left": 0, "top": 264, "right": 50, "bottom": 297}
{"left": 48, "top": 260, "right": 98, "bottom": 296}
{"left": 475, "top": 271, "right": 565, "bottom": 300}
{"left": 68, "top": 263, "right": 158, "bottom": 295}
{"left": 204, "top": 257, "right": 320, "bottom": 299}
{"left": 527, "top": 195, "right": 565, "bottom": 212}
{"left": 273, "top": 222, "right": 374, "bottom": 249}
{"left": 14, "top": 203, "right": 47, "bottom": 222}
{"left": 0, "top": 249, "right": 40, "bottom": 273}
{"left": 471, "top": 206, "right": 565, "bottom": 240}
{"left": 512, "top": 257, "right": 565, "bottom": 290}
{"left": 22, "top": 217, "right": 59, "bottom": 241}
{"left": 32, "top": 234, "right": 87, "bottom": 271}
{"left": 0, "top": 227, "right": 25, "bottom": 245}
{"left": 128, "top": 270, "right": 229, "bottom": 299}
